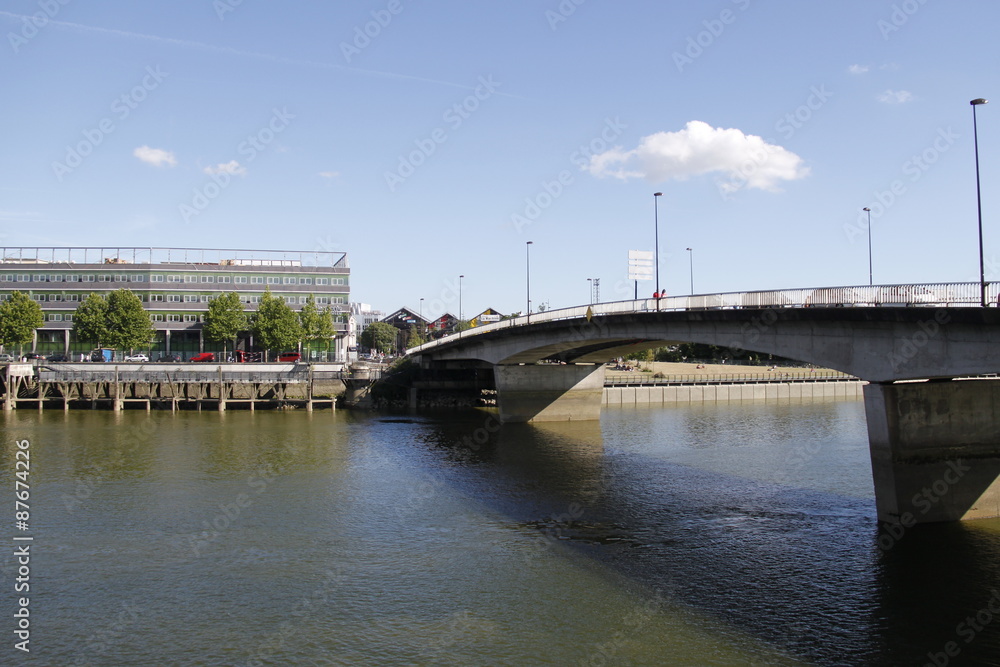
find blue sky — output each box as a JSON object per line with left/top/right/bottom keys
{"left": 2, "top": 0, "right": 998, "bottom": 318}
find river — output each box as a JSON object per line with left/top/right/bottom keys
{"left": 3, "top": 398, "right": 1000, "bottom": 665}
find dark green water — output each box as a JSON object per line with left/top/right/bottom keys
{"left": 3, "top": 399, "right": 1000, "bottom": 665}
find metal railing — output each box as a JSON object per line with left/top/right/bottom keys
{"left": 604, "top": 371, "right": 856, "bottom": 386}
{"left": 407, "top": 282, "right": 997, "bottom": 356}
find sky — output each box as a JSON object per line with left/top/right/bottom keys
{"left": 1, "top": 0, "right": 998, "bottom": 319}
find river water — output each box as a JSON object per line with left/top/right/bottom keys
{"left": 4, "top": 398, "right": 1000, "bottom": 666}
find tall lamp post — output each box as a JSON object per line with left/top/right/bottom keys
{"left": 686, "top": 247, "right": 694, "bottom": 294}
{"left": 653, "top": 192, "right": 663, "bottom": 296}
{"left": 526, "top": 241, "right": 533, "bottom": 323}
{"left": 587, "top": 278, "right": 593, "bottom": 305}
{"left": 459, "top": 275, "right": 464, "bottom": 322}
{"left": 863, "top": 207, "right": 873, "bottom": 286}
{"left": 972, "top": 98, "right": 989, "bottom": 306}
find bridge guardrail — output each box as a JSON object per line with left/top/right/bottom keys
{"left": 407, "top": 281, "right": 998, "bottom": 356}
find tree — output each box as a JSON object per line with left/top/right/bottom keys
{"left": 73, "top": 292, "right": 110, "bottom": 348}
{"left": 251, "top": 288, "right": 302, "bottom": 359}
{"left": 359, "top": 321, "right": 396, "bottom": 354}
{"left": 299, "top": 296, "right": 336, "bottom": 360}
{"left": 203, "top": 292, "right": 248, "bottom": 357}
{"left": 105, "top": 289, "right": 155, "bottom": 353}
{"left": 0, "top": 292, "right": 43, "bottom": 354}
{"left": 406, "top": 324, "right": 425, "bottom": 348}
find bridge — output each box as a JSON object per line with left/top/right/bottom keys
{"left": 407, "top": 282, "right": 1000, "bottom": 525}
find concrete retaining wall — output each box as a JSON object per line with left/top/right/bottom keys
{"left": 604, "top": 380, "right": 866, "bottom": 405}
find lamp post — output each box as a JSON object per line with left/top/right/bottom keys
{"left": 419, "top": 297, "right": 424, "bottom": 318}
{"left": 972, "top": 98, "right": 989, "bottom": 306}
{"left": 653, "top": 192, "right": 663, "bottom": 296}
{"left": 686, "top": 247, "right": 694, "bottom": 294}
{"left": 863, "top": 207, "right": 873, "bottom": 286}
{"left": 459, "top": 275, "right": 464, "bottom": 322}
{"left": 526, "top": 241, "right": 533, "bottom": 323}
{"left": 587, "top": 278, "right": 593, "bottom": 304}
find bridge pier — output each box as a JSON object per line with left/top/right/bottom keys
{"left": 865, "top": 379, "right": 1000, "bottom": 524}
{"left": 494, "top": 364, "right": 605, "bottom": 422}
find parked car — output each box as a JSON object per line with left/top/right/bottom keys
{"left": 157, "top": 354, "right": 181, "bottom": 362}
{"left": 124, "top": 354, "right": 149, "bottom": 362}
{"left": 46, "top": 353, "right": 69, "bottom": 362}
{"left": 191, "top": 352, "right": 216, "bottom": 362}
{"left": 0, "top": 354, "right": 15, "bottom": 362}
{"left": 22, "top": 353, "right": 45, "bottom": 361}
{"left": 277, "top": 352, "right": 301, "bottom": 362}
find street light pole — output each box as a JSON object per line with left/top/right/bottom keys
{"left": 653, "top": 192, "right": 662, "bottom": 296}
{"left": 459, "top": 275, "right": 464, "bottom": 322}
{"left": 526, "top": 242, "right": 534, "bottom": 321}
{"left": 587, "top": 278, "right": 592, "bottom": 305}
{"left": 686, "top": 247, "right": 693, "bottom": 294}
{"left": 863, "top": 207, "right": 873, "bottom": 286}
{"left": 972, "top": 98, "right": 989, "bottom": 307}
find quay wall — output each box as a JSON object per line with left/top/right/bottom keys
{"left": 604, "top": 380, "right": 866, "bottom": 405}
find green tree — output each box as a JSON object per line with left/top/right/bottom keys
{"left": 203, "top": 292, "right": 248, "bottom": 357}
{"left": 0, "top": 291, "right": 44, "bottom": 355}
{"left": 406, "top": 324, "right": 425, "bottom": 348}
{"left": 251, "top": 288, "right": 302, "bottom": 360}
{"left": 299, "top": 296, "right": 336, "bottom": 360}
{"left": 73, "top": 292, "right": 110, "bottom": 348}
{"left": 105, "top": 289, "right": 155, "bottom": 353}
{"left": 359, "top": 321, "right": 396, "bottom": 354}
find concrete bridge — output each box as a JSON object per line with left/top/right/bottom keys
{"left": 407, "top": 282, "right": 1000, "bottom": 525}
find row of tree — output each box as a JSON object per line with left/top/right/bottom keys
{"left": 0, "top": 287, "right": 337, "bottom": 357}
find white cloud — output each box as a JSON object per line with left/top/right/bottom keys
{"left": 586, "top": 120, "right": 809, "bottom": 192}
{"left": 203, "top": 160, "right": 247, "bottom": 176}
{"left": 877, "top": 89, "right": 913, "bottom": 104}
{"left": 133, "top": 146, "right": 177, "bottom": 167}
{"left": 848, "top": 64, "right": 869, "bottom": 74}
{"left": 318, "top": 171, "right": 340, "bottom": 180}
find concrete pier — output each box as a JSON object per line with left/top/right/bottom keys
{"left": 864, "top": 379, "right": 1000, "bottom": 524}
{"left": 494, "top": 364, "right": 605, "bottom": 422}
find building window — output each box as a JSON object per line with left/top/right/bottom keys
{"left": 130, "top": 275, "right": 145, "bottom": 282}
{"left": 234, "top": 276, "right": 247, "bottom": 284}
{"left": 267, "top": 277, "right": 280, "bottom": 285}
{"left": 167, "top": 314, "right": 181, "bottom": 322}
{"left": 114, "top": 274, "right": 128, "bottom": 282}
{"left": 299, "top": 277, "right": 313, "bottom": 285}
{"left": 183, "top": 315, "right": 198, "bottom": 323}
{"left": 317, "top": 297, "right": 329, "bottom": 305}
{"left": 65, "top": 275, "right": 80, "bottom": 282}
{"left": 32, "top": 275, "right": 46, "bottom": 282}
{"left": 15, "top": 275, "right": 29, "bottom": 282}
{"left": 250, "top": 277, "right": 264, "bottom": 284}
{"left": 49, "top": 274, "right": 62, "bottom": 282}
{"left": 66, "top": 294, "right": 79, "bottom": 302}
{"left": 218, "top": 276, "right": 231, "bottom": 283}
{"left": 50, "top": 294, "right": 63, "bottom": 301}
{"left": 283, "top": 277, "right": 296, "bottom": 285}
{"left": 168, "top": 275, "right": 182, "bottom": 283}
{"left": 98, "top": 275, "right": 112, "bottom": 282}
{"left": 284, "top": 296, "right": 296, "bottom": 305}
{"left": 82, "top": 275, "right": 95, "bottom": 282}
{"left": 200, "top": 295, "right": 211, "bottom": 303}
{"left": 0, "top": 275, "right": 11, "bottom": 282}
{"left": 149, "top": 294, "right": 163, "bottom": 302}
{"left": 201, "top": 276, "right": 214, "bottom": 283}
{"left": 48, "top": 314, "right": 63, "bottom": 322}
{"left": 249, "top": 296, "right": 262, "bottom": 304}
{"left": 184, "top": 295, "right": 198, "bottom": 303}
{"left": 316, "top": 278, "right": 329, "bottom": 285}
{"left": 184, "top": 275, "right": 198, "bottom": 283}
{"left": 151, "top": 275, "right": 164, "bottom": 282}
{"left": 167, "top": 295, "right": 181, "bottom": 303}
{"left": 64, "top": 314, "right": 73, "bottom": 322}
{"left": 151, "top": 314, "right": 164, "bottom": 322}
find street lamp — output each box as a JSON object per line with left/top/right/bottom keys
{"left": 419, "top": 297, "right": 424, "bottom": 318}
{"left": 653, "top": 192, "right": 663, "bottom": 297}
{"left": 526, "top": 241, "right": 533, "bottom": 323}
{"left": 459, "top": 275, "right": 464, "bottom": 322}
{"left": 686, "top": 247, "right": 693, "bottom": 294}
{"left": 863, "top": 207, "right": 873, "bottom": 286}
{"left": 587, "top": 278, "right": 593, "bottom": 304}
{"left": 972, "top": 98, "right": 989, "bottom": 306}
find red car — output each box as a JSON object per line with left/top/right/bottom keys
{"left": 190, "top": 352, "right": 216, "bottom": 362}
{"left": 277, "top": 352, "right": 301, "bottom": 362}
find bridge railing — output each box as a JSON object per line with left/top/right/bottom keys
{"left": 406, "top": 281, "right": 996, "bottom": 356}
